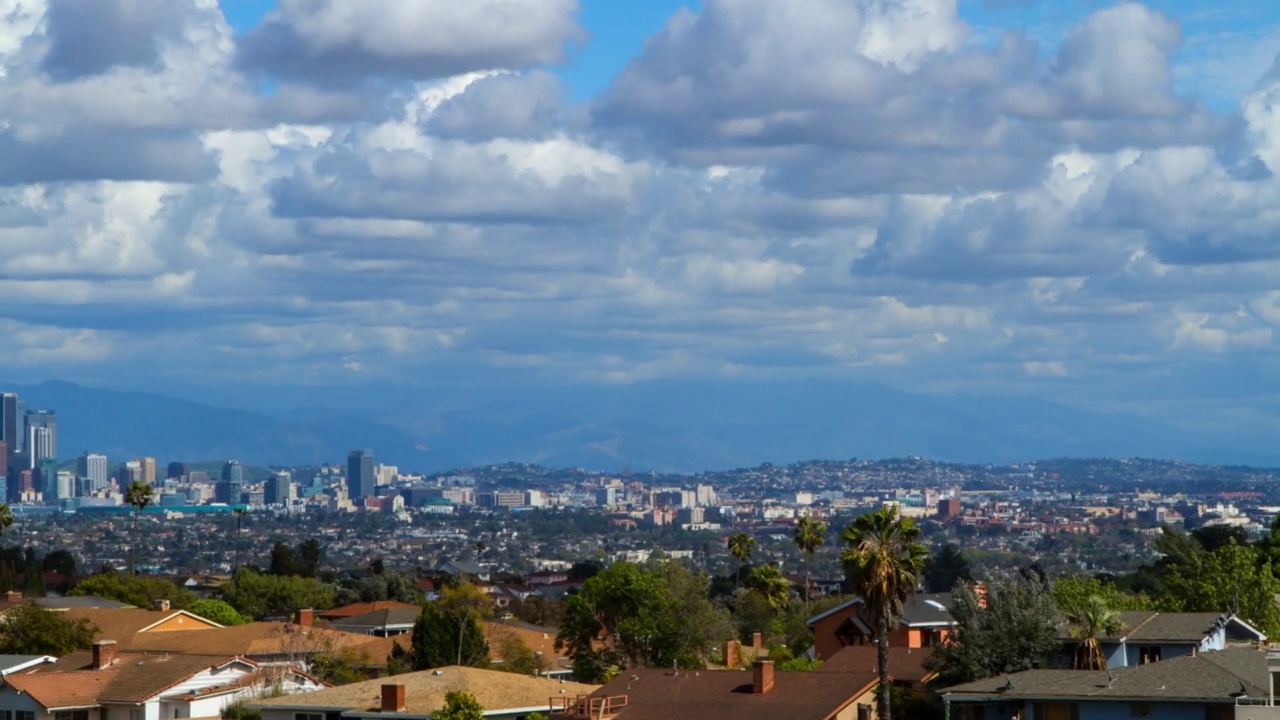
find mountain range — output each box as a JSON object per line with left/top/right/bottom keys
{"left": 7, "top": 379, "right": 1276, "bottom": 474}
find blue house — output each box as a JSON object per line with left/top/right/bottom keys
{"left": 1063, "top": 612, "right": 1266, "bottom": 669}
{"left": 943, "top": 646, "right": 1280, "bottom": 720}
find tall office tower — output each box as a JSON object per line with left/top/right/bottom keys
{"left": 217, "top": 460, "right": 245, "bottom": 504}
{"left": 347, "top": 450, "right": 375, "bottom": 499}
{"left": 135, "top": 457, "right": 156, "bottom": 485}
{"left": 0, "top": 394, "right": 17, "bottom": 484}
{"left": 55, "top": 471, "right": 75, "bottom": 501}
{"left": 119, "top": 460, "right": 142, "bottom": 487}
{"left": 23, "top": 410, "right": 56, "bottom": 468}
{"left": 35, "top": 458, "right": 56, "bottom": 497}
{"left": 77, "top": 452, "right": 108, "bottom": 491}
{"left": 265, "top": 471, "right": 292, "bottom": 505}
{"left": 167, "top": 462, "right": 189, "bottom": 480}
{"left": 695, "top": 484, "right": 717, "bottom": 507}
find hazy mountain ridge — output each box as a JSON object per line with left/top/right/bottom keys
{"left": 6, "top": 379, "right": 1275, "bottom": 473}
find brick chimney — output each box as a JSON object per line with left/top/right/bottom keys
{"left": 751, "top": 632, "right": 762, "bottom": 651}
{"left": 753, "top": 660, "right": 774, "bottom": 695}
{"left": 297, "top": 608, "right": 314, "bottom": 627}
{"left": 381, "top": 684, "right": 406, "bottom": 713}
{"left": 724, "top": 640, "right": 740, "bottom": 669}
{"left": 92, "top": 640, "right": 118, "bottom": 670}
{"left": 153, "top": 599, "right": 171, "bottom": 612}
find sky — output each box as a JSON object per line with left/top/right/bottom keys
{"left": 3, "top": 0, "right": 1280, "bottom": 438}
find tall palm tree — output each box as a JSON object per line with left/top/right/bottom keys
{"left": 841, "top": 506, "right": 929, "bottom": 720}
{"left": 233, "top": 508, "right": 246, "bottom": 572}
{"left": 126, "top": 481, "right": 154, "bottom": 576}
{"left": 727, "top": 532, "right": 756, "bottom": 587}
{"left": 746, "top": 563, "right": 793, "bottom": 612}
{"left": 793, "top": 517, "right": 827, "bottom": 603}
{"left": 1064, "top": 594, "right": 1125, "bottom": 670}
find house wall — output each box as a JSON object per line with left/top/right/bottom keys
{"left": 1121, "top": 644, "right": 1196, "bottom": 668}
{"left": 950, "top": 700, "right": 1231, "bottom": 720}
{"left": 0, "top": 687, "right": 57, "bottom": 720}
{"left": 146, "top": 615, "right": 221, "bottom": 633}
{"left": 812, "top": 611, "right": 855, "bottom": 660}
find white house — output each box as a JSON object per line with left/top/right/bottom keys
{"left": 0, "top": 641, "right": 324, "bottom": 720}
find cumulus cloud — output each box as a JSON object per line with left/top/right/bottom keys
{"left": 0, "top": 0, "right": 1278, "bottom": 428}
{"left": 236, "top": 0, "right": 583, "bottom": 86}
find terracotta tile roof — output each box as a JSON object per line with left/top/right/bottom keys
{"left": 59, "top": 608, "right": 223, "bottom": 646}
{"left": 318, "top": 602, "right": 421, "bottom": 622}
{"left": 253, "top": 666, "right": 598, "bottom": 716}
{"left": 13, "top": 652, "right": 252, "bottom": 708}
{"left": 126, "top": 622, "right": 386, "bottom": 659}
{"left": 582, "top": 667, "right": 879, "bottom": 720}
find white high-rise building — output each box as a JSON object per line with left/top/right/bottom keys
{"left": 695, "top": 485, "right": 717, "bottom": 507}
{"left": 77, "top": 453, "right": 108, "bottom": 491}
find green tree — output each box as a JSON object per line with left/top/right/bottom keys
{"left": 70, "top": 571, "right": 196, "bottom": 609}
{"left": 439, "top": 583, "right": 492, "bottom": 666}
{"left": 22, "top": 554, "right": 45, "bottom": 598}
{"left": 792, "top": 517, "right": 826, "bottom": 603}
{"left": 926, "top": 544, "right": 972, "bottom": 593}
{"left": 1160, "top": 540, "right": 1280, "bottom": 637}
{"left": 269, "top": 541, "right": 298, "bottom": 576}
{"left": 397, "top": 601, "right": 488, "bottom": 670}
{"left": 0, "top": 504, "right": 12, "bottom": 539}
{"left": 745, "top": 564, "right": 793, "bottom": 612}
{"left": 42, "top": 549, "right": 76, "bottom": 576}
{"left": 189, "top": 598, "right": 252, "bottom": 626}
{"left": 727, "top": 533, "right": 756, "bottom": 587}
{"left": 1061, "top": 594, "right": 1124, "bottom": 670}
{"left": 433, "top": 691, "right": 484, "bottom": 720}
{"left": 1053, "top": 575, "right": 1152, "bottom": 613}
{"left": 0, "top": 604, "right": 97, "bottom": 655}
{"left": 125, "top": 481, "right": 154, "bottom": 576}
{"left": 310, "top": 647, "right": 373, "bottom": 685}
{"left": 557, "top": 561, "right": 732, "bottom": 682}
{"left": 296, "top": 539, "right": 324, "bottom": 578}
{"left": 925, "top": 573, "right": 1062, "bottom": 685}
{"left": 841, "top": 507, "right": 929, "bottom": 720}
{"left": 220, "top": 566, "right": 335, "bottom": 619}
{"left": 1191, "top": 525, "right": 1250, "bottom": 553}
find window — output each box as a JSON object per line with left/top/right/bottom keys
{"left": 55, "top": 711, "right": 89, "bottom": 720}
{"left": 856, "top": 705, "right": 872, "bottom": 720}
{"left": 296, "top": 713, "right": 324, "bottom": 720}
{"left": 1205, "top": 707, "right": 1234, "bottom": 720}
{"left": 1139, "top": 646, "right": 1162, "bottom": 664}
{"left": 1131, "top": 703, "right": 1152, "bottom": 717}
{"left": 1033, "top": 702, "right": 1079, "bottom": 720}
{"left": 18, "top": 711, "right": 36, "bottom": 720}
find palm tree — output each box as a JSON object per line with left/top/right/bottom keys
{"left": 1064, "top": 594, "right": 1125, "bottom": 670}
{"left": 841, "top": 506, "right": 929, "bottom": 720}
{"left": 233, "top": 508, "right": 246, "bottom": 572}
{"left": 727, "top": 532, "right": 756, "bottom": 587}
{"left": 746, "top": 563, "right": 793, "bottom": 612}
{"left": 793, "top": 517, "right": 827, "bottom": 603}
{"left": 126, "top": 481, "right": 154, "bottom": 576}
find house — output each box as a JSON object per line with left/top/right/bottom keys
{"left": 319, "top": 602, "right": 421, "bottom": 624}
{"left": 807, "top": 593, "right": 956, "bottom": 661}
{"left": 253, "top": 666, "right": 599, "bottom": 720}
{"left": 1061, "top": 611, "right": 1266, "bottom": 669}
{"left": 329, "top": 608, "right": 420, "bottom": 637}
{"left": 123, "top": 621, "right": 396, "bottom": 667}
{"left": 527, "top": 570, "right": 568, "bottom": 586}
{"left": 0, "top": 640, "right": 323, "bottom": 720}
{"left": 33, "top": 597, "right": 133, "bottom": 610}
{"left": 942, "top": 645, "right": 1280, "bottom": 720}
{"left": 483, "top": 620, "right": 573, "bottom": 677}
{"left": 0, "top": 657, "right": 56, "bottom": 676}
{"left": 818, "top": 645, "right": 936, "bottom": 690}
{"left": 59, "top": 606, "right": 224, "bottom": 646}
{"left": 565, "top": 659, "right": 882, "bottom": 720}
{"left": 438, "top": 561, "right": 490, "bottom": 582}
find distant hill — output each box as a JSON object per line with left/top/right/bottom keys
{"left": 7, "top": 378, "right": 1278, "bottom": 474}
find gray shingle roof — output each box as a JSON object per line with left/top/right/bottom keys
{"left": 943, "top": 647, "right": 1269, "bottom": 703}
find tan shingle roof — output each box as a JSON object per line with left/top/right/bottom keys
{"left": 13, "top": 652, "right": 251, "bottom": 707}
{"left": 126, "top": 622, "right": 383, "bottom": 658}
{"left": 319, "top": 602, "right": 421, "bottom": 621}
{"left": 59, "top": 608, "right": 222, "bottom": 647}
{"left": 254, "top": 666, "right": 598, "bottom": 715}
